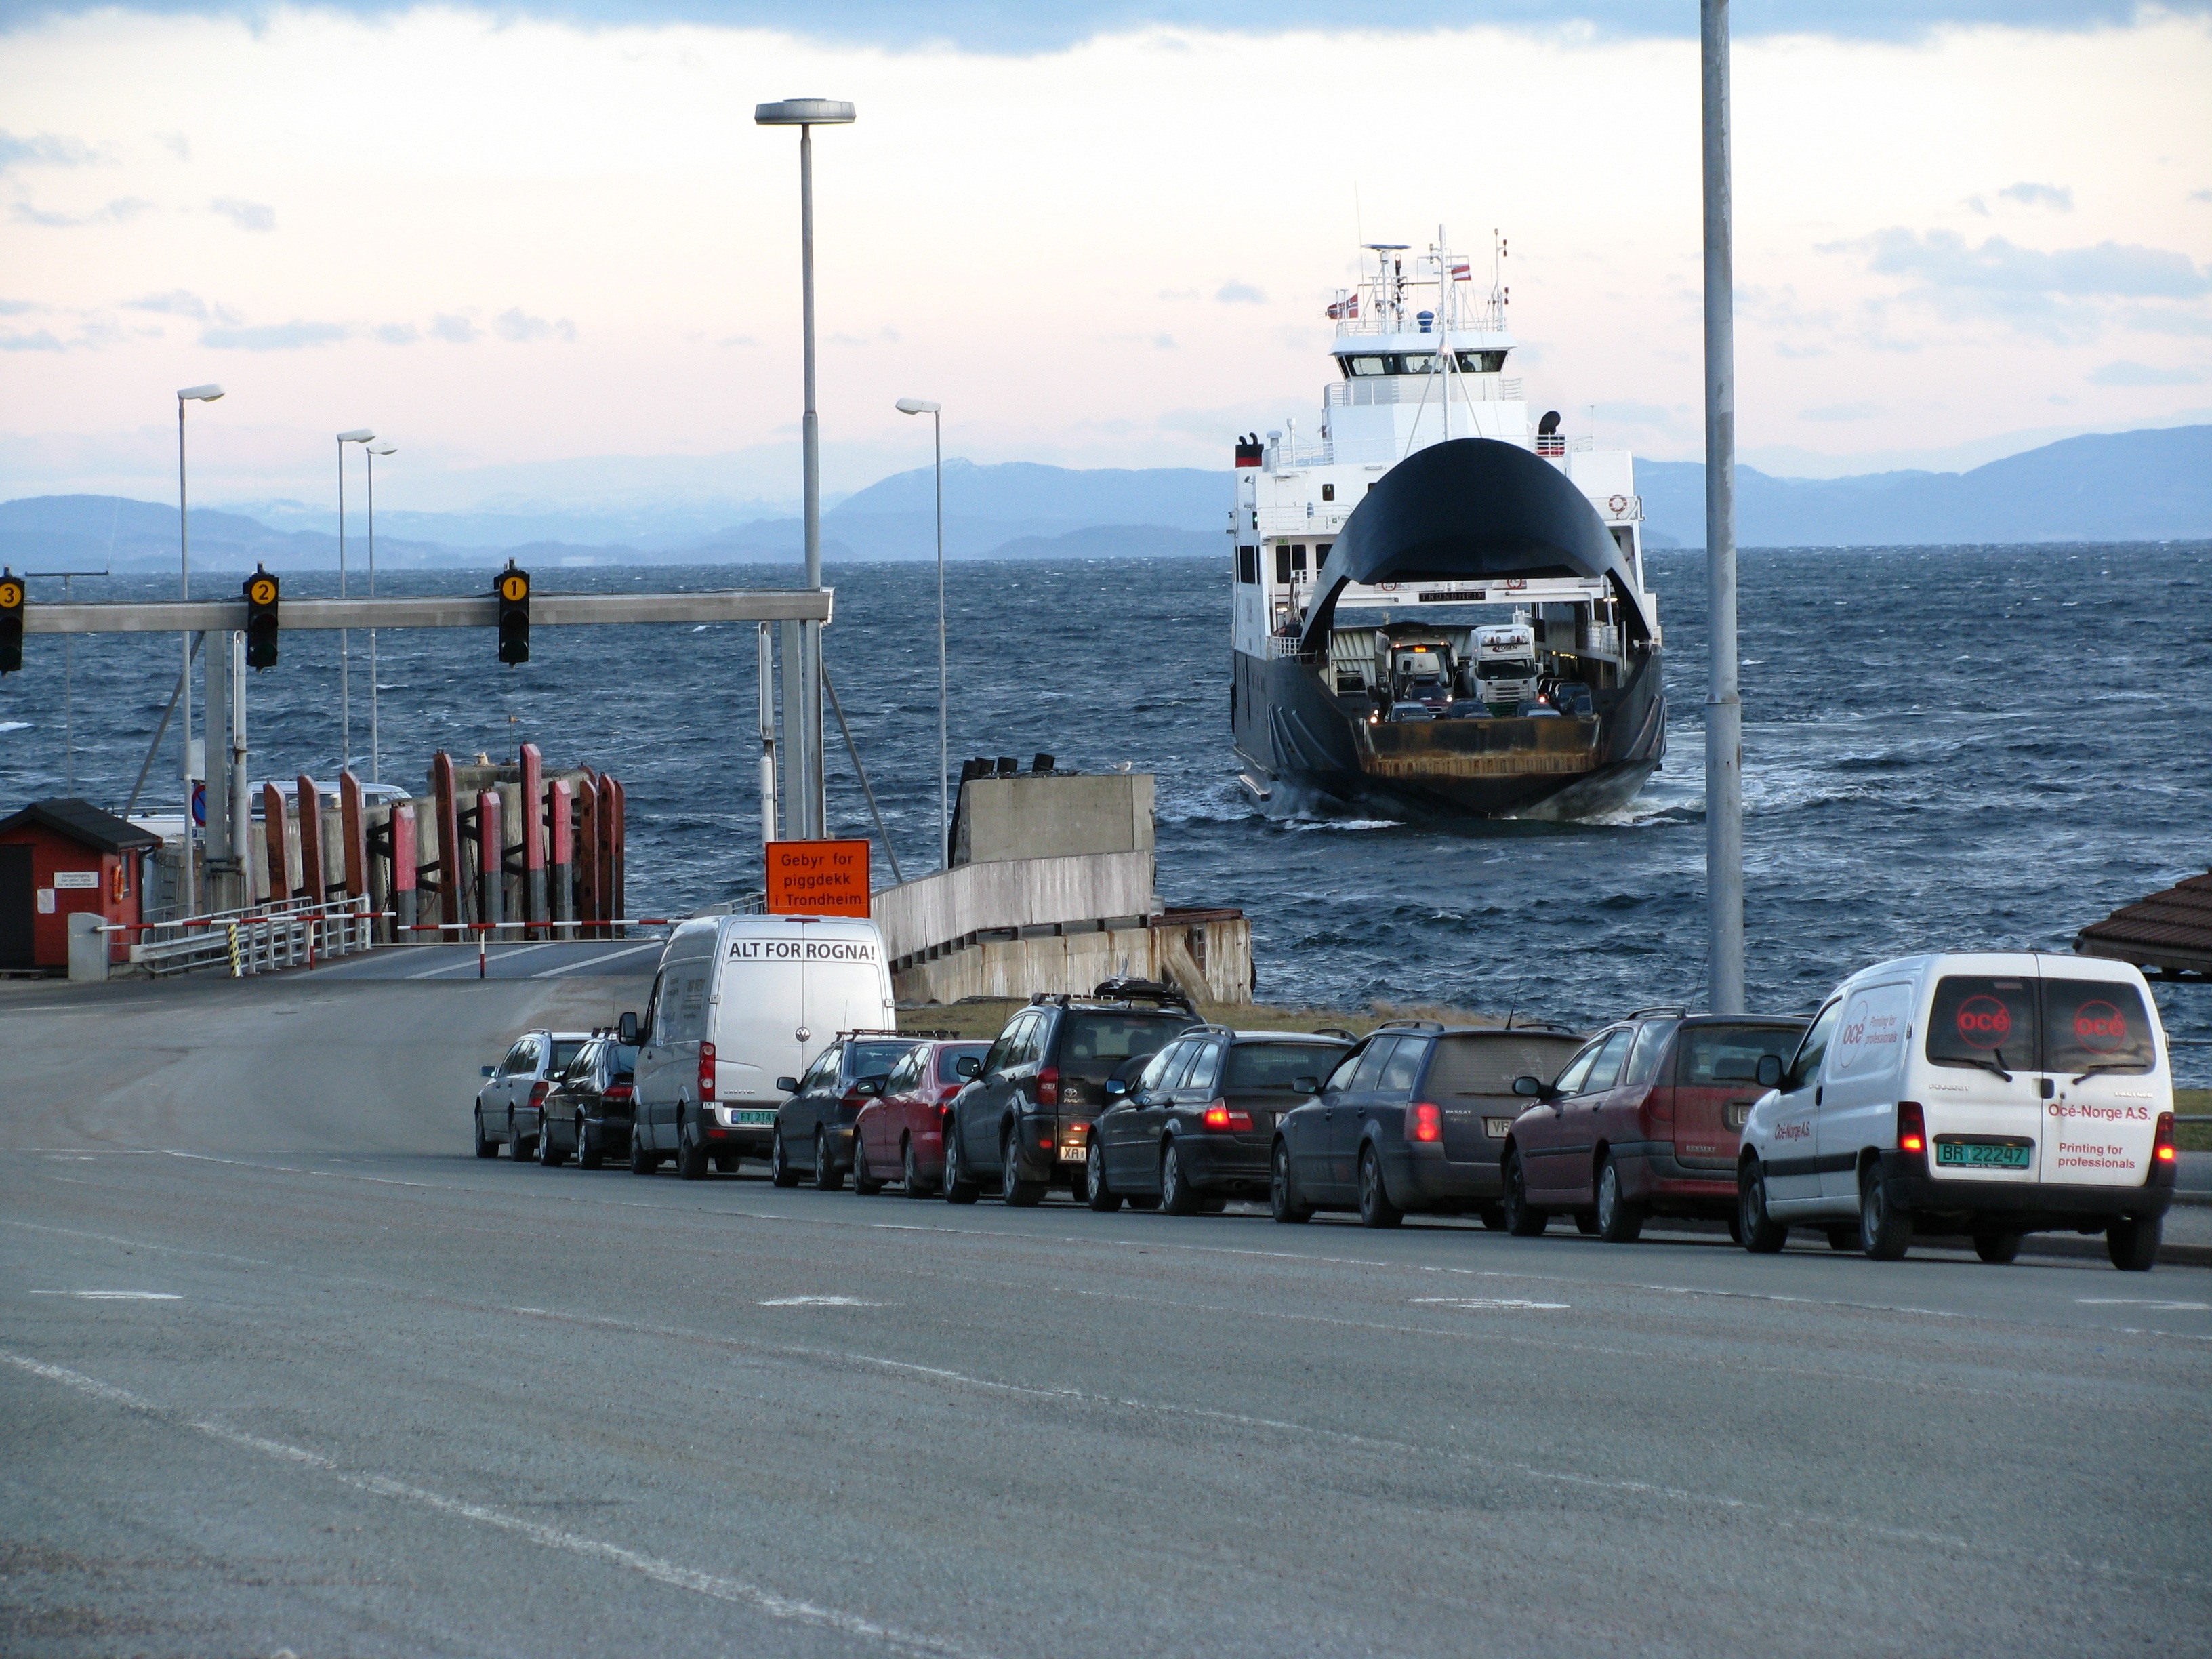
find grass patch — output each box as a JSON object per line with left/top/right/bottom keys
{"left": 2175, "top": 1088, "right": 2212, "bottom": 1151}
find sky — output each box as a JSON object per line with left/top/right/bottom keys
{"left": 1, "top": 1, "right": 2208, "bottom": 516}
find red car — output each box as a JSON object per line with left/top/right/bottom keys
{"left": 850, "top": 1039, "right": 993, "bottom": 1197}
{"left": 1500, "top": 1010, "right": 1809, "bottom": 1242}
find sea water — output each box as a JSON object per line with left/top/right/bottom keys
{"left": 2, "top": 544, "right": 2205, "bottom": 1061}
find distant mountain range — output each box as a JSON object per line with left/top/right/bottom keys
{"left": 1, "top": 426, "right": 2203, "bottom": 575}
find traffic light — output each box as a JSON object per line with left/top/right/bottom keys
{"left": 0, "top": 568, "right": 21, "bottom": 675}
{"left": 243, "top": 565, "right": 280, "bottom": 669}
{"left": 496, "top": 560, "right": 530, "bottom": 665}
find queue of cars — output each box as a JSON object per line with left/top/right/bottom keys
{"left": 474, "top": 918, "right": 2180, "bottom": 1272}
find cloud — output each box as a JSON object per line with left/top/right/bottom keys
{"left": 0, "top": 299, "right": 41, "bottom": 316}
{"left": 1998, "top": 181, "right": 2072, "bottom": 211}
{"left": 123, "top": 289, "right": 210, "bottom": 319}
{"left": 209, "top": 196, "right": 275, "bottom": 232}
{"left": 1216, "top": 280, "right": 1265, "bottom": 304}
{"left": 2088, "top": 359, "right": 2202, "bottom": 386}
{"left": 2192, "top": 189, "right": 2212, "bottom": 205}
{"left": 430, "top": 313, "right": 481, "bottom": 344}
{"left": 1154, "top": 333, "right": 1175, "bottom": 350}
{"left": 1595, "top": 401, "right": 1673, "bottom": 425}
{"left": 494, "top": 306, "right": 577, "bottom": 343}
{"left": 373, "top": 322, "right": 419, "bottom": 344}
{"left": 10, "top": 197, "right": 153, "bottom": 228}
{"left": 0, "top": 329, "right": 65, "bottom": 352}
{"left": 0, "top": 129, "right": 102, "bottom": 171}
{"left": 1859, "top": 229, "right": 2210, "bottom": 299}
{"left": 1802, "top": 402, "right": 1880, "bottom": 422}
{"left": 201, "top": 319, "right": 350, "bottom": 350}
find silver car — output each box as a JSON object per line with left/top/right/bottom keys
{"left": 474, "top": 1029, "right": 592, "bottom": 1160}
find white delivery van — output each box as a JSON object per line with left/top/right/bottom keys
{"left": 622, "top": 914, "right": 895, "bottom": 1181}
{"left": 1737, "top": 951, "right": 2176, "bottom": 1270}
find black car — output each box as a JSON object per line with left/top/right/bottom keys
{"left": 943, "top": 983, "right": 1202, "bottom": 1207}
{"left": 537, "top": 1035, "right": 640, "bottom": 1170}
{"left": 1272, "top": 1020, "right": 1586, "bottom": 1228}
{"left": 769, "top": 1032, "right": 917, "bottom": 1190}
{"left": 1087, "top": 1027, "right": 1353, "bottom": 1216}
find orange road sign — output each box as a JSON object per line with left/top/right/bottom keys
{"left": 764, "top": 839, "right": 871, "bottom": 918}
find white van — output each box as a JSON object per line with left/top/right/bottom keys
{"left": 1737, "top": 951, "right": 2176, "bottom": 1270}
{"left": 621, "top": 915, "right": 895, "bottom": 1181}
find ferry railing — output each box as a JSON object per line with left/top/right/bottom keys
{"left": 109, "top": 893, "right": 377, "bottom": 977}
{"left": 1324, "top": 376, "right": 1523, "bottom": 407}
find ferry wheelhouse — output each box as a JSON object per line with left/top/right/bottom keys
{"left": 1229, "top": 237, "right": 1666, "bottom": 819}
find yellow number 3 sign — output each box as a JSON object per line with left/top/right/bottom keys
{"left": 0, "top": 579, "right": 22, "bottom": 609}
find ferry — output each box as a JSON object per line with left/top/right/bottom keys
{"left": 1230, "top": 235, "right": 1666, "bottom": 819}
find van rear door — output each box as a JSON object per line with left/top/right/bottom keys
{"left": 1918, "top": 967, "right": 2044, "bottom": 1190}
{"left": 712, "top": 957, "right": 808, "bottom": 1107}
{"left": 2039, "top": 972, "right": 2164, "bottom": 1187}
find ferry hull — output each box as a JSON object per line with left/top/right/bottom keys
{"left": 1233, "top": 644, "right": 1666, "bottom": 820}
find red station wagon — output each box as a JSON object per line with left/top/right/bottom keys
{"left": 1501, "top": 1010, "right": 1809, "bottom": 1242}
{"left": 850, "top": 1039, "right": 992, "bottom": 1197}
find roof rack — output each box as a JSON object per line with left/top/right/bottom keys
{"left": 1311, "top": 1026, "right": 1357, "bottom": 1041}
{"left": 837, "top": 1027, "right": 906, "bottom": 1040}
{"left": 1376, "top": 1017, "right": 1446, "bottom": 1033}
{"left": 1625, "top": 1005, "right": 1692, "bottom": 1021}
{"left": 1089, "top": 977, "right": 1198, "bottom": 1015}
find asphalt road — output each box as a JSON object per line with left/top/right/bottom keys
{"left": 3, "top": 970, "right": 2208, "bottom": 1658}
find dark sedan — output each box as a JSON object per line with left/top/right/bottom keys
{"left": 537, "top": 1036, "right": 640, "bottom": 1170}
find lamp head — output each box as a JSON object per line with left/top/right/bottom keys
{"left": 337, "top": 428, "right": 375, "bottom": 444}
{"left": 369, "top": 445, "right": 396, "bottom": 456}
{"left": 895, "top": 398, "right": 940, "bottom": 415}
{"left": 178, "top": 384, "right": 224, "bottom": 402}
{"left": 755, "top": 98, "right": 855, "bottom": 126}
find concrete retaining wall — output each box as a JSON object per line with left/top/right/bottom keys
{"left": 872, "top": 850, "right": 1155, "bottom": 964}
{"left": 891, "top": 909, "right": 1251, "bottom": 1007}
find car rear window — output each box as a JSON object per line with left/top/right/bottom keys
{"left": 937, "top": 1044, "right": 990, "bottom": 1084}
{"left": 608, "top": 1043, "right": 638, "bottom": 1077}
{"left": 1677, "top": 1025, "right": 1803, "bottom": 1086}
{"left": 1927, "top": 975, "right": 2037, "bottom": 1072}
{"left": 1226, "top": 1043, "right": 1345, "bottom": 1090}
{"left": 1058, "top": 1013, "right": 1193, "bottom": 1081}
{"left": 849, "top": 1040, "right": 914, "bottom": 1080}
{"left": 549, "top": 1041, "right": 588, "bottom": 1072}
{"left": 2041, "top": 979, "right": 2156, "bottom": 1075}
{"left": 1426, "top": 1033, "right": 1583, "bottom": 1098}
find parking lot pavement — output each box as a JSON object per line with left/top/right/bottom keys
{"left": 3, "top": 981, "right": 2207, "bottom": 1658}
{"left": 305, "top": 939, "right": 671, "bottom": 981}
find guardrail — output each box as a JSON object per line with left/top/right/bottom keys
{"left": 112, "top": 894, "right": 379, "bottom": 977}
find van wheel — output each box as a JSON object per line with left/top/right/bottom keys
{"left": 2108, "top": 1214, "right": 2160, "bottom": 1272}
{"left": 942, "top": 1126, "right": 980, "bottom": 1204}
{"left": 1269, "top": 1141, "right": 1312, "bottom": 1223}
{"left": 1001, "top": 1128, "right": 1045, "bottom": 1207}
{"left": 769, "top": 1128, "right": 800, "bottom": 1188}
{"left": 1973, "top": 1231, "right": 2022, "bottom": 1264}
{"left": 474, "top": 1108, "right": 497, "bottom": 1159}
{"left": 1160, "top": 1141, "right": 1202, "bottom": 1216}
{"left": 1594, "top": 1159, "right": 1643, "bottom": 1244}
{"left": 1357, "top": 1146, "right": 1404, "bottom": 1229}
{"left": 1737, "top": 1162, "right": 1787, "bottom": 1253}
{"left": 813, "top": 1130, "right": 844, "bottom": 1192}
{"left": 852, "top": 1137, "right": 884, "bottom": 1196}
{"left": 678, "top": 1118, "right": 709, "bottom": 1181}
{"left": 1502, "top": 1151, "right": 1547, "bottom": 1237}
{"left": 1088, "top": 1139, "right": 1123, "bottom": 1212}
{"left": 903, "top": 1136, "right": 935, "bottom": 1199}
{"left": 1859, "top": 1166, "right": 1912, "bottom": 1261}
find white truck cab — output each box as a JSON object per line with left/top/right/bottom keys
{"left": 1472, "top": 621, "right": 1540, "bottom": 714}
{"left": 1738, "top": 951, "right": 2176, "bottom": 1269}
{"left": 623, "top": 914, "right": 895, "bottom": 1181}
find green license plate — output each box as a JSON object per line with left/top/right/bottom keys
{"left": 1936, "top": 1141, "right": 2031, "bottom": 1170}
{"left": 735, "top": 1109, "right": 777, "bottom": 1126}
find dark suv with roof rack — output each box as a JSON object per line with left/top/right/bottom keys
{"left": 1272, "top": 1019, "right": 1588, "bottom": 1227}
{"left": 943, "top": 981, "right": 1204, "bottom": 1207}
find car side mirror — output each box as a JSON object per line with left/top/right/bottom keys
{"left": 776, "top": 1076, "right": 800, "bottom": 1094}
{"left": 617, "top": 1011, "right": 640, "bottom": 1046}
{"left": 954, "top": 1056, "right": 981, "bottom": 1080}
{"left": 1104, "top": 1077, "right": 1128, "bottom": 1099}
{"left": 480, "top": 1065, "right": 496, "bottom": 1078}
{"left": 1292, "top": 1076, "right": 1321, "bottom": 1096}
{"left": 1755, "top": 1054, "right": 1784, "bottom": 1089}
{"left": 1512, "top": 1075, "right": 1546, "bottom": 1098}
{"left": 855, "top": 1078, "right": 884, "bottom": 1098}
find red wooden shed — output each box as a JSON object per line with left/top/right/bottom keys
{"left": 0, "top": 799, "right": 160, "bottom": 972}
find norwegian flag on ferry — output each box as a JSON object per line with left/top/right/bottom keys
{"left": 1449, "top": 262, "right": 1472, "bottom": 281}
{"left": 1326, "top": 293, "right": 1359, "bottom": 321}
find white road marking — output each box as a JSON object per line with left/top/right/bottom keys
{"left": 2078, "top": 1298, "right": 2209, "bottom": 1311}
{"left": 759, "top": 1296, "right": 884, "bottom": 1307}
{"left": 0, "top": 1350, "right": 992, "bottom": 1659}
{"left": 533, "top": 941, "right": 661, "bottom": 977}
{"left": 1411, "top": 1296, "right": 1571, "bottom": 1311}
{"left": 28, "top": 1290, "right": 181, "bottom": 1300}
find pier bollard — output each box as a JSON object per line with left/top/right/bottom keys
{"left": 261, "top": 782, "right": 289, "bottom": 907}
{"left": 296, "top": 775, "right": 325, "bottom": 903}
{"left": 478, "top": 789, "right": 504, "bottom": 938}
{"left": 521, "top": 743, "right": 546, "bottom": 937}
{"left": 577, "top": 775, "right": 601, "bottom": 939}
{"left": 432, "top": 750, "right": 466, "bottom": 929}
{"left": 548, "top": 778, "right": 574, "bottom": 941}
{"left": 606, "top": 776, "right": 626, "bottom": 935}
{"left": 340, "top": 772, "right": 369, "bottom": 909}
{"left": 392, "top": 806, "right": 418, "bottom": 943}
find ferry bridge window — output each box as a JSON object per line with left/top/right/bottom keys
{"left": 1456, "top": 350, "right": 1507, "bottom": 373}
{"left": 1237, "top": 545, "right": 1258, "bottom": 584}
{"left": 1321, "top": 484, "right": 1335, "bottom": 501}
{"left": 1346, "top": 355, "right": 1390, "bottom": 376}
{"left": 1275, "top": 545, "right": 1294, "bottom": 583}
{"left": 1291, "top": 545, "right": 1308, "bottom": 574}
{"left": 1399, "top": 353, "right": 1438, "bottom": 374}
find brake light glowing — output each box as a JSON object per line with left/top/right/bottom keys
{"left": 698, "top": 1041, "right": 716, "bottom": 1103}
{"left": 1896, "top": 1101, "right": 1925, "bottom": 1155}
{"left": 2155, "top": 1112, "right": 2176, "bottom": 1164}
{"left": 1407, "top": 1101, "right": 1443, "bottom": 1143}
{"left": 602, "top": 1083, "right": 634, "bottom": 1106}
{"left": 1036, "top": 1067, "right": 1060, "bottom": 1107}
{"left": 1202, "top": 1101, "right": 1254, "bottom": 1132}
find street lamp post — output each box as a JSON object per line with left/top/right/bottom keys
{"left": 895, "top": 398, "right": 947, "bottom": 867}
{"left": 1701, "top": 0, "right": 1744, "bottom": 1013}
{"left": 365, "top": 443, "right": 396, "bottom": 786}
{"left": 755, "top": 96, "right": 855, "bottom": 842}
{"left": 336, "top": 428, "right": 375, "bottom": 775}
{"left": 176, "top": 384, "right": 224, "bottom": 917}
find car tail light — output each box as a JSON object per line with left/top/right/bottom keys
{"left": 1201, "top": 1100, "right": 1254, "bottom": 1132}
{"left": 1406, "top": 1101, "right": 1443, "bottom": 1143}
{"left": 1035, "top": 1066, "right": 1059, "bottom": 1107}
{"left": 529, "top": 1080, "right": 550, "bottom": 1109}
{"left": 2155, "top": 1112, "right": 2176, "bottom": 1166}
{"left": 698, "top": 1041, "right": 716, "bottom": 1103}
{"left": 602, "top": 1083, "right": 634, "bottom": 1107}
{"left": 1896, "top": 1101, "right": 1925, "bottom": 1156}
